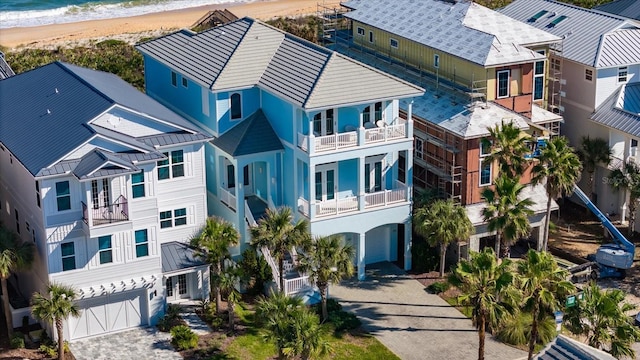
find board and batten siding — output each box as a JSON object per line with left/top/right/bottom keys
{"left": 595, "top": 64, "right": 640, "bottom": 108}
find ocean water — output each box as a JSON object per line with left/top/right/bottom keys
{"left": 0, "top": 0, "right": 245, "bottom": 29}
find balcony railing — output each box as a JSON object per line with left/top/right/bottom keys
{"left": 298, "top": 181, "right": 409, "bottom": 219}
{"left": 297, "top": 118, "right": 409, "bottom": 154}
{"left": 82, "top": 195, "right": 129, "bottom": 226}
{"left": 220, "top": 187, "right": 237, "bottom": 211}
{"left": 284, "top": 275, "right": 312, "bottom": 295}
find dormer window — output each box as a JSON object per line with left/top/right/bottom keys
{"left": 230, "top": 93, "right": 242, "bottom": 120}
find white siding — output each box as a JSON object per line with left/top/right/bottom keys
{"left": 595, "top": 65, "right": 640, "bottom": 108}
{"left": 91, "top": 107, "right": 182, "bottom": 138}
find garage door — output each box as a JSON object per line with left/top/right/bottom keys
{"left": 68, "top": 289, "right": 147, "bottom": 340}
{"left": 365, "top": 227, "right": 390, "bottom": 264}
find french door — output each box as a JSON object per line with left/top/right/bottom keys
{"left": 313, "top": 109, "right": 335, "bottom": 136}
{"left": 315, "top": 165, "right": 336, "bottom": 202}
{"left": 166, "top": 274, "right": 188, "bottom": 302}
{"left": 91, "top": 179, "right": 111, "bottom": 209}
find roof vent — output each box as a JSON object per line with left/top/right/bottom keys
{"left": 528, "top": 10, "right": 548, "bottom": 22}
{"left": 46, "top": 109, "right": 51, "bottom": 115}
{"left": 55, "top": 88, "right": 59, "bottom": 94}
{"left": 547, "top": 15, "right": 568, "bottom": 28}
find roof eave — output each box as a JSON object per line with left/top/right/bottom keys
{"left": 305, "top": 91, "right": 425, "bottom": 112}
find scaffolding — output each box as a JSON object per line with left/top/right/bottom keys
{"left": 547, "top": 39, "right": 564, "bottom": 116}
{"left": 317, "top": 2, "right": 350, "bottom": 48}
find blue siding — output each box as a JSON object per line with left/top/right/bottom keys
{"left": 337, "top": 107, "right": 361, "bottom": 131}
{"left": 217, "top": 88, "right": 260, "bottom": 134}
{"left": 205, "top": 143, "right": 218, "bottom": 199}
{"left": 262, "top": 91, "right": 295, "bottom": 144}
{"left": 283, "top": 148, "right": 297, "bottom": 208}
{"left": 338, "top": 159, "right": 358, "bottom": 198}
{"left": 254, "top": 162, "right": 268, "bottom": 199}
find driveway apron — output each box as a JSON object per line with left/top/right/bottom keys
{"left": 330, "top": 262, "right": 527, "bottom": 360}
{"left": 70, "top": 327, "right": 181, "bottom": 360}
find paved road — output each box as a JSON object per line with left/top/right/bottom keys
{"left": 330, "top": 262, "right": 527, "bottom": 360}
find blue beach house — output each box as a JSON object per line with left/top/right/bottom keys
{"left": 137, "top": 18, "right": 424, "bottom": 286}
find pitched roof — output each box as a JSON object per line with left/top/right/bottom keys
{"left": 137, "top": 17, "right": 424, "bottom": 110}
{"left": 591, "top": 83, "right": 640, "bottom": 138}
{"left": 72, "top": 149, "right": 140, "bottom": 181}
{"left": 342, "top": 0, "right": 559, "bottom": 67}
{"left": 0, "top": 62, "right": 211, "bottom": 177}
{"left": 211, "top": 109, "right": 283, "bottom": 156}
{"left": 595, "top": 0, "right": 640, "bottom": 21}
{"left": 535, "top": 335, "right": 616, "bottom": 360}
{"left": 499, "top": 0, "right": 640, "bottom": 68}
{"left": 161, "top": 241, "right": 206, "bottom": 273}
{"left": 596, "top": 29, "right": 640, "bottom": 67}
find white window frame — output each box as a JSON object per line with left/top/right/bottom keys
{"left": 585, "top": 68, "right": 593, "bottom": 82}
{"left": 364, "top": 156, "right": 385, "bottom": 194}
{"left": 55, "top": 181, "right": 71, "bottom": 212}
{"left": 314, "top": 163, "right": 337, "bottom": 202}
{"left": 160, "top": 208, "right": 188, "bottom": 229}
{"left": 230, "top": 92, "right": 242, "bottom": 120}
{"left": 480, "top": 139, "right": 492, "bottom": 157}
{"left": 131, "top": 171, "right": 145, "bottom": 198}
{"left": 415, "top": 137, "right": 424, "bottom": 159}
{"left": 357, "top": 27, "right": 365, "bottom": 36}
{"left": 157, "top": 150, "right": 184, "bottom": 180}
{"left": 61, "top": 242, "right": 76, "bottom": 272}
{"left": 618, "top": 66, "right": 628, "bottom": 83}
{"left": 434, "top": 54, "right": 440, "bottom": 69}
{"left": 98, "top": 235, "right": 113, "bottom": 265}
{"left": 497, "top": 70, "right": 510, "bottom": 99}
{"left": 135, "top": 229, "right": 149, "bottom": 258}
{"left": 479, "top": 159, "right": 492, "bottom": 187}
{"left": 533, "top": 50, "right": 545, "bottom": 101}
{"left": 390, "top": 38, "right": 399, "bottom": 49}
{"left": 312, "top": 109, "right": 336, "bottom": 136}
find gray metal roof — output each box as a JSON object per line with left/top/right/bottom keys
{"left": 72, "top": 149, "right": 140, "bottom": 181}
{"left": 535, "top": 335, "right": 616, "bottom": 360}
{"left": 36, "top": 160, "right": 81, "bottom": 177}
{"left": 139, "top": 132, "right": 211, "bottom": 148}
{"left": 137, "top": 17, "right": 424, "bottom": 111}
{"left": 0, "top": 62, "right": 210, "bottom": 177}
{"left": 596, "top": 29, "right": 640, "bottom": 67}
{"left": 499, "top": 0, "right": 640, "bottom": 68}
{"left": 595, "top": 0, "right": 640, "bottom": 21}
{"left": 211, "top": 109, "right": 284, "bottom": 156}
{"left": 342, "top": 0, "right": 558, "bottom": 67}
{"left": 591, "top": 83, "right": 640, "bottom": 138}
{"left": 161, "top": 241, "right": 206, "bottom": 273}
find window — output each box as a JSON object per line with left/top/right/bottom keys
{"left": 135, "top": 229, "right": 149, "bottom": 258}
{"left": 390, "top": 38, "right": 398, "bottom": 48}
{"left": 171, "top": 71, "right": 177, "bottom": 87}
{"left": 227, "top": 164, "right": 235, "bottom": 188}
{"left": 368, "top": 31, "right": 373, "bottom": 43}
{"left": 480, "top": 139, "right": 492, "bottom": 157}
{"left": 243, "top": 165, "right": 250, "bottom": 186}
{"left": 181, "top": 77, "right": 188, "bottom": 88}
{"left": 528, "top": 10, "right": 548, "bottom": 22}
{"left": 98, "top": 235, "right": 113, "bottom": 264}
{"left": 35, "top": 181, "right": 41, "bottom": 208}
{"left": 585, "top": 68, "right": 593, "bottom": 82}
{"left": 547, "top": 15, "right": 567, "bottom": 28}
{"left": 374, "top": 102, "right": 383, "bottom": 122}
{"left": 362, "top": 106, "right": 371, "bottom": 125}
{"left": 61, "top": 242, "right": 76, "bottom": 271}
{"left": 230, "top": 93, "right": 242, "bottom": 120}
{"left": 398, "top": 153, "right": 406, "bottom": 183}
{"left": 480, "top": 160, "right": 492, "bottom": 186}
{"left": 415, "top": 138, "right": 424, "bottom": 159}
{"left": 91, "top": 179, "right": 110, "bottom": 209}
{"left": 364, "top": 161, "right": 383, "bottom": 193}
{"left": 534, "top": 50, "right": 545, "bottom": 101}
{"left": 314, "top": 167, "right": 335, "bottom": 202}
{"left": 313, "top": 109, "right": 335, "bottom": 136}
{"left": 15, "top": 209, "right": 19, "bottom": 234}
{"left": 131, "top": 171, "right": 145, "bottom": 198}
{"left": 497, "top": 70, "right": 510, "bottom": 98}
{"left": 157, "top": 150, "right": 184, "bottom": 180}
{"left": 55, "top": 181, "right": 71, "bottom": 211}
{"left": 357, "top": 27, "right": 365, "bottom": 36}
{"left": 618, "top": 67, "right": 628, "bottom": 83}
{"left": 160, "top": 208, "right": 187, "bottom": 228}
{"left": 434, "top": 54, "right": 440, "bottom": 69}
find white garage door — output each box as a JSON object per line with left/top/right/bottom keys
{"left": 68, "top": 289, "right": 147, "bottom": 340}
{"left": 365, "top": 227, "right": 390, "bottom": 264}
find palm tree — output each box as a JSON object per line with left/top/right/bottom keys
{"left": 482, "top": 175, "right": 534, "bottom": 258}
{"left": 296, "top": 235, "right": 354, "bottom": 322}
{"left": 496, "top": 312, "right": 556, "bottom": 348}
{"left": 449, "top": 247, "right": 519, "bottom": 360}
{"left": 250, "top": 207, "right": 310, "bottom": 292}
{"left": 190, "top": 216, "right": 240, "bottom": 316}
{"left": 482, "top": 120, "right": 532, "bottom": 177}
{"left": 609, "top": 162, "right": 640, "bottom": 236}
{"left": 219, "top": 265, "right": 241, "bottom": 332}
{"left": 517, "top": 250, "right": 575, "bottom": 360}
{"left": 0, "top": 226, "right": 35, "bottom": 336}
{"left": 256, "top": 292, "right": 329, "bottom": 359}
{"left": 414, "top": 199, "right": 474, "bottom": 277}
{"left": 564, "top": 282, "right": 640, "bottom": 359}
{"left": 579, "top": 136, "right": 611, "bottom": 202}
{"left": 31, "top": 283, "right": 80, "bottom": 360}
{"left": 532, "top": 136, "right": 582, "bottom": 251}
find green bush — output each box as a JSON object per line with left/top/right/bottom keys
{"left": 427, "top": 281, "right": 450, "bottom": 294}
{"left": 10, "top": 332, "right": 25, "bottom": 349}
{"left": 411, "top": 233, "right": 439, "bottom": 273}
{"left": 313, "top": 298, "right": 342, "bottom": 316}
{"left": 39, "top": 344, "right": 57, "bottom": 357}
{"left": 238, "top": 247, "right": 273, "bottom": 295}
{"left": 170, "top": 325, "right": 198, "bottom": 350}
{"left": 328, "top": 310, "right": 361, "bottom": 332}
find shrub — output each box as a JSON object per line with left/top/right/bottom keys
{"left": 411, "top": 233, "right": 439, "bottom": 273}
{"left": 10, "top": 332, "right": 25, "bottom": 349}
{"left": 170, "top": 325, "right": 198, "bottom": 350}
{"left": 328, "top": 310, "right": 361, "bottom": 332}
{"left": 39, "top": 344, "right": 57, "bottom": 357}
{"left": 427, "top": 281, "right": 450, "bottom": 294}
{"left": 238, "top": 247, "right": 273, "bottom": 295}
{"left": 313, "top": 298, "right": 342, "bottom": 316}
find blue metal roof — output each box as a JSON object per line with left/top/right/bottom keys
{"left": 211, "top": 109, "right": 284, "bottom": 157}
{"left": 72, "top": 149, "right": 140, "bottom": 181}
{"left": 161, "top": 241, "right": 206, "bottom": 273}
{"left": 595, "top": 0, "right": 640, "bottom": 21}
{"left": 591, "top": 83, "right": 640, "bottom": 138}
{"left": 535, "top": 335, "right": 615, "bottom": 360}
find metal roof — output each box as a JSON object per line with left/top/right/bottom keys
{"left": 161, "top": 241, "right": 206, "bottom": 274}
{"left": 499, "top": 0, "right": 640, "bottom": 68}
{"left": 72, "top": 149, "right": 140, "bottom": 181}
{"left": 137, "top": 17, "right": 424, "bottom": 111}
{"left": 535, "top": 335, "right": 616, "bottom": 360}
{"left": 342, "top": 0, "right": 558, "bottom": 67}
{"left": 139, "top": 132, "right": 211, "bottom": 148}
{"left": 596, "top": 29, "right": 640, "bottom": 67}
{"left": 211, "top": 109, "right": 284, "bottom": 156}
{"left": 591, "top": 83, "right": 640, "bottom": 138}
{"left": 595, "top": 0, "right": 640, "bottom": 21}
{"left": 0, "top": 62, "right": 210, "bottom": 177}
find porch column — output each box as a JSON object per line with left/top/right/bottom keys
{"left": 407, "top": 100, "right": 414, "bottom": 139}
{"left": 358, "top": 233, "right": 366, "bottom": 280}
{"left": 405, "top": 150, "right": 413, "bottom": 202}
{"left": 309, "top": 162, "right": 316, "bottom": 219}
{"left": 267, "top": 160, "right": 272, "bottom": 206}
{"left": 404, "top": 221, "right": 412, "bottom": 271}
{"left": 308, "top": 116, "right": 315, "bottom": 155}
{"left": 235, "top": 161, "right": 245, "bottom": 238}
{"left": 358, "top": 156, "right": 365, "bottom": 210}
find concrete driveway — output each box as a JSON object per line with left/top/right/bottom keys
{"left": 330, "top": 262, "right": 527, "bottom": 360}
{"left": 70, "top": 327, "right": 180, "bottom": 360}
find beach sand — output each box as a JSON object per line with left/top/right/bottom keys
{"left": 0, "top": 0, "right": 342, "bottom": 50}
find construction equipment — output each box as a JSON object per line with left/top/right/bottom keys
{"left": 572, "top": 186, "right": 636, "bottom": 278}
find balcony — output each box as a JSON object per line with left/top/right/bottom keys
{"left": 297, "top": 118, "right": 410, "bottom": 154}
{"left": 219, "top": 187, "right": 237, "bottom": 211}
{"left": 298, "top": 181, "right": 409, "bottom": 219}
{"left": 82, "top": 195, "right": 129, "bottom": 226}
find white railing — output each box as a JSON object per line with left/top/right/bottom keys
{"left": 365, "top": 181, "right": 408, "bottom": 208}
{"left": 316, "top": 196, "right": 359, "bottom": 217}
{"left": 260, "top": 246, "right": 281, "bottom": 290}
{"left": 364, "top": 123, "right": 406, "bottom": 144}
{"left": 297, "top": 121, "right": 406, "bottom": 154}
{"left": 219, "top": 187, "right": 237, "bottom": 211}
{"left": 245, "top": 199, "right": 257, "bottom": 227}
{"left": 298, "top": 197, "right": 310, "bottom": 217}
{"left": 284, "top": 275, "right": 312, "bottom": 295}
{"left": 297, "top": 133, "right": 308, "bottom": 152}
